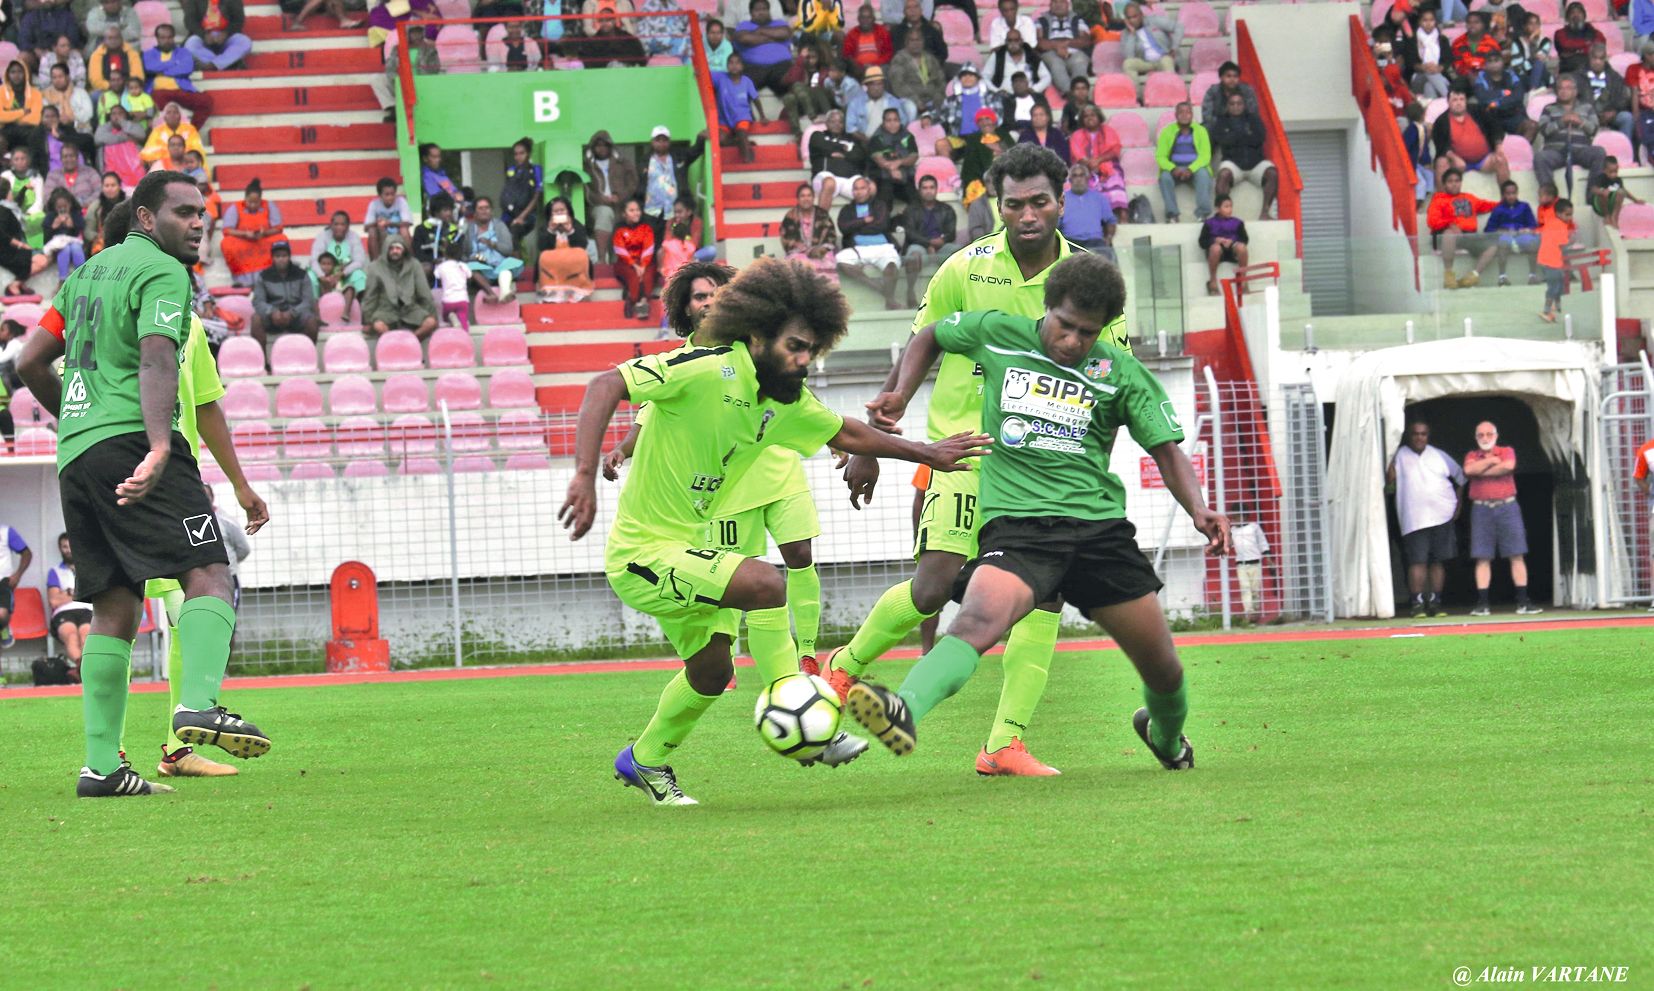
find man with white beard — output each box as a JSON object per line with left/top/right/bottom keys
{"left": 1463, "top": 421, "right": 1542, "bottom": 616}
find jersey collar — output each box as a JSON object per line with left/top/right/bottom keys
{"left": 993, "top": 227, "right": 1074, "bottom": 288}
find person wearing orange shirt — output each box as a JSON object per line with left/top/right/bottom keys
{"left": 1536, "top": 196, "right": 1576, "bottom": 321}
{"left": 1427, "top": 167, "right": 1498, "bottom": 288}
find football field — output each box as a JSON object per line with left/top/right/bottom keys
{"left": 3, "top": 624, "right": 1651, "bottom": 990}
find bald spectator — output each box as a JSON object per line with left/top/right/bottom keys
{"left": 85, "top": 0, "right": 142, "bottom": 47}
{"left": 1464, "top": 421, "right": 1541, "bottom": 615}
{"left": 842, "top": 3, "right": 893, "bottom": 76}
{"left": 1388, "top": 419, "right": 1463, "bottom": 619}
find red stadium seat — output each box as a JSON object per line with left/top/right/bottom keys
{"left": 1121, "top": 146, "right": 1160, "bottom": 186}
{"left": 427, "top": 326, "right": 476, "bottom": 368}
{"left": 487, "top": 369, "right": 537, "bottom": 408}
{"left": 452, "top": 455, "right": 495, "bottom": 473}
{"left": 537, "top": 383, "right": 585, "bottom": 412}
{"left": 1190, "top": 39, "right": 1231, "bottom": 75}
{"left": 481, "top": 326, "right": 529, "bottom": 366}
{"left": 434, "top": 372, "right": 482, "bottom": 411}
{"left": 447, "top": 411, "right": 491, "bottom": 452}
{"left": 9, "top": 588, "right": 48, "bottom": 642}
{"left": 232, "top": 421, "right": 278, "bottom": 462}
{"left": 217, "top": 337, "right": 266, "bottom": 378}
{"left": 382, "top": 374, "right": 430, "bottom": 413}
{"left": 328, "top": 374, "right": 378, "bottom": 416}
{"left": 283, "top": 418, "right": 333, "bottom": 460}
{"left": 344, "top": 459, "right": 390, "bottom": 478}
{"left": 13, "top": 427, "right": 56, "bottom": 457}
{"left": 1110, "top": 112, "right": 1150, "bottom": 147}
{"left": 495, "top": 409, "right": 545, "bottom": 450}
{"left": 935, "top": 6, "right": 974, "bottom": 43}
{"left": 335, "top": 415, "right": 386, "bottom": 457}
{"left": 289, "top": 461, "right": 338, "bottom": 480}
{"left": 374, "top": 330, "right": 424, "bottom": 371}
{"left": 387, "top": 413, "right": 438, "bottom": 455}
{"left": 503, "top": 452, "right": 551, "bottom": 471}
{"left": 1179, "top": 1, "right": 1221, "bottom": 37}
{"left": 1092, "top": 73, "right": 1139, "bottom": 108}
{"left": 324, "top": 331, "right": 372, "bottom": 373}
{"left": 221, "top": 380, "right": 271, "bottom": 420}
{"left": 275, "top": 378, "right": 325, "bottom": 418}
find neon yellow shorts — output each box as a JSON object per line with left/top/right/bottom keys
{"left": 607, "top": 544, "right": 744, "bottom": 659}
{"left": 712, "top": 490, "right": 821, "bottom": 557}
{"left": 914, "top": 466, "right": 980, "bottom": 559}
{"left": 144, "top": 578, "right": 182, "bottom": 597}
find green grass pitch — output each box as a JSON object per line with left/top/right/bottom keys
{"left": 2, "top": 626, "right": 1651, "bottom": 990}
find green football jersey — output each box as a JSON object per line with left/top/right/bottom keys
{"left": 177, "top": 314, "right": 224, "bottom": 455}
{"left": 607, "top": 341, "right": 844, "bottom": 569}
{"left": 933, "top": 309, "right": 1182, "bottom": 524}
{"left": 53, "top": 233, "right": 193, "bottom": 471}
{"left": 912, "top": 229, "right": 1128, "bottom": 441}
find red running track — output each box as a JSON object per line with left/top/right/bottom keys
{"left": 5, "top": 615, "right": 1650, "bottom": 702}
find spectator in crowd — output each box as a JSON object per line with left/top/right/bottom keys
{"left": 1573, "top": 43, "right": 1634, "bottom": 143}
{"left": 795, "top": 0, "right": 845, "bottom": 46}
{"left": 868, "top": 104, "right": 919, "bottom": 203}
{"left": 842, "top": 3, "right": 893, "bottom": 76}
{"left": 715, "top": 53, "right": 766, "bottom": 163}
{"left": 956, "top": 107, "right": 1004, "bottom": 188}
{"left": 182, "top": 148, "right": 207, "bottom": 183}
{"left": 432, "top": 240, "right": 473, "bottom": 331}
{"left": 704, "top": 18, "right": 734, "bottom": 73}
{"left": 493, "top": 19, "right": 535, "bottom": 72}
{"left": 941, "top": 61, "right": 992, "bottom": 135}
{"left": 362, "top": 235, "right": 438, "bottom": 339}
{"left": 985, "top": 30, "right": 1049, "bottom": 97}
{"left": 1638, "top": 0, "right": 1654, "bottom": 50}
{"left": 220, "top": 178, "right": 285, "bottom": 286}
{"left": 84, "top": 170, "right": 124, "bottom": 253}
{"left": 1626, "top": 41, "right": 1654, "bottom": 165}
{"left": 781, "top": 181, "right": 840, "bottom": 280}
{"left": 3, "top": 147, "right": 44, "bottom": 230}
{"left": 1428, "top": 167, "right": 1498, "bottom": 288}
{"left": 1200, "top": 61, "right": 1258, "bottom": 124}
{"left": 122, "top": 72, "right": 155, "bottom": 124}
{"left": 809, "top": 107, "right": 867, "bottom": 204}
{"left": 537, "top": 197, "right": 595, "bottom": 303}
{"left": 40, "top": 187, "right": 86, "bottom": 277}
{"left": 250, "top": 240, "right": 319, "bottom": 344}
{"left": 1210, "top": 89, "right": 1276, "bottom": 220}
{"left": 87, "top": 0, "right": 142, "bottom": 47}
{"left": 577, "top": 14, "right": 648, "bottom": 68}
{"left": 93, "top": 104, "right": 145, "bottom": 187}
{"left": 0, "top": 182, "right": 45, "bottom": 293}
{"left": 44, "top": 142, "right": 97, "bottom": 207}
{"left": 1401, "top": 7, "right": 1450, "bottom": 99}
{"left": 900, "top": 172, "right": 956, "bottom": 267}
{"left": 364, "top": 176, "right": 412, "bottom": 262}
{"left": 420, "top": 141, "right": 465, "bottom": 209}
{"left": 0, "top": 59, "right": 45, "bottom": 151}
{"left": 1484, "top": 178, "right": 1540, "bottom": 284}
{"left": 1069, "top": 102, "right": 1124, "bottom": 218}
{"left": 658, "top": 194, "right": 714, "bottom": 287}
{"left": 38, "top": 34, "right": 87, "bottom": 89}
{"left": 637, "top": 0, "right": 691, "bottom": 60}
{"left": 185, "top": 5, "right": 253, "bottom": 73}
{"left": 1035, "top": 0, "right": 1090, "bottom": 93}
{"left": 1155, "top": 101, "right": 1213, "bottom": 223}
{"left": 139, "top": 101, "right": 206, "bottom": 167}
{"left": 46, "top": 533, "right": 92, "bottom": 681}
{"left": 735, "top": 0, "right": 797, "bottom": 96}
{"left": 19, "top": 0, "right": 80, "bottom": 57}
{"left": 0, "top": 524, "right": 29, "bottom": 649}
{"left": 889, "top": 0, "right": 946, "bottom": 66}
{"left": 1536, "top": 194, "right": 1575, "bottom": 322}
{"left": 1553, "top": 1, "right": 1603, "bottom": 76}
{"left": 462, "top": 196, "right": 523, "bottom": 303}
{"left": 640, "top": 124, "right": 706, "bottom": 233}
{"left": 1387, "top": 419, "right": 1463, "bottom": 619}
{"left": 1632, "top": 430, "right": 1654, "bottom": 612}
{"left": 1018, "top": 100, "right": 1069, "bottom": 163}
{"left": 33, "top": 106, "right": 93, "bottom": 175}
{"left": 583, "top": 129, "right": 634, "bottom": 263}
{"left": 836, "top": 174, "right": 917, "bottom": 308}
{"left": 781, "top": 42, "right": 834, "bottom": 132}
{"left": 310, "top": 210, "right": 368, "bottom": 313}
{"left": 42, "top": 63, "right": 93, "bottom": 137}
{"left": 998, "top": 71, "right": 1047, "bottom": 131}
{"left": 612, "top": 197, "right": 657, "bottom": 320}
{"left": 1373, "top": 33, "right": 1414, "bottom": 114}
{"left": 1451, "top": 10, "right": 1501, "bottom": 76}
{"left": 1507, "top": 11, "right": 1555, "bottom": 91}
{"left": 1119, "top": 2, "right": 1180, "bottom": 88}
{"left": 368, "top": 22, "right": 437, "bottom": 120}
{"left": 1402, "top": 100, "right": 1433, "bottom": 204}
{"left": 144, "top": 24, "right": 214, "bottom": 126}
{"left": 93, "top": 65, "right": 123, "bottom": 121}
{"left": 1464, "top": 421, "right": 1540, "bottom": 615}
{"left": 909, "top": 105, "right": 947, "bottom": 156}
{"left": 499, "top": 137, "right": 542, "bottom": 257}
{"left": 1198, "top": 194, "right": 1248, "bottom": 295}
{"left": 1433, "top": 84, "right": 1510, "bottom": 188}
{"left": 1473, "top": 48, "right": 1534, "bottom": 142}
{"left": 89, "top": 27, "right": 142, "bottom": 95}
{"left": 860, "top": 65, "right": 914, "bottom": 135}
{"left": 1060, "top": 75, "right": 1090, "bottom": 132}
{"left": 297, "top": 0, "right": 372, "bottom": 31}
{"left": 987, "top": 0, "right": 1035, "bottom": 51}
{"left": 1588, "top": 154, "right": 1644, "bottom": 227}
{"left": 1060, "top": 161, "right": 1111, "bottom": 252}
{"left": 1535, "top": 74, "right": 1606, "bottom": 191}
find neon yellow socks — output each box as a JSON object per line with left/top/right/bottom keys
{"left": 633, "top": 671, "right": 721, "bottom": 765}
{"left": 838, "top": 579, "right": 934, "bottom": 677}
{"left": 985, "top": 608, "right": 1060, "bottom": 751}
{"left": 786, "top": 565, "right": 821, "bottom": 658}
{"left": 165, "top": 627, "right": 186, "bottom": 751}
{"left": 745, "top": 605, "right": 799, "bottom": 684}
{"left": 178, "top": 596, "right": 236, "bottom": 711}
{"left": 82, "top": 635, "right": 133, "bottom": 775}
{"left": 1144, "top": 679, "right": 1188, "bottom": 757}
{"left": 896, "top": 635, "right": 981, "bottom": 722}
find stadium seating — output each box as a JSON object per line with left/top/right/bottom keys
{"left": 916, "top": 155, "right": 961, "bottom": 191}
{"left": 1143, "top": 72, "right": 1189, "bottom": 108}
{"left": 4, "top": 300, "right": 43, "bottom": 328}
{"left": 9, "top": 588, "right": 47, "bottom": 644}
{"left": 14, "top": 427, "right": 56, "bottom": 457}
{"left": 323, "top": 332, "right": 372, "bottom": 373}
{"left": 374, "top": 330, "right": 425, "bottom": 371}
{"left": 448, "top": 412, "right": 490, "bottom": 452}
{"left": 283, "top": 419, "right": 333, "bottom": 459}
{"left": 474, "top": 293, "right": 521, "bottom": 326}
{"left": 434, "top": 372, "right": 483, "bottom": 411}
{"left": 382, "top": 374, "right": 431, "bottom": 413}
{"left": 453, "top": 456, "right": 495, "bottom": 473}
{"left": 487, "top": 369, "right": 537, "bottom": 408}
{"left": 318, "top": 292, "right": 351, "bottom": 327}
{"left": 327, "top": 374, "right": 378, "bottom": 416}
{"left": 335, "top": 415, "right": 386, "bottom": 456}
{"left": 218, "top": 337, "right": 267, "bottom": 378}
{"left": 270, "top": 335, "right": 318, "bottom": 375}
{"left": 344, "top": 459, "right": 390, "bottom": 478}
{"left": 1190, "top": 71, "right": 1221, "bottom": 107}
{"left": 397, "top": 457, "right": 444, "bottom": 475}
{"left": 8, "top": 388, "right": 49, "bottom": 426}
{"left": 1111, "top": 112, "right": 1150, "bottom": 147}
{"left": 134, "top": 1, "right": 173, "bottom": 42}
{"left": 222, "top": 379, "right": 272, "bottom": 420}
{"left": 428, "top": 326, "right": 477, "bottom": 368}
{"left": 1577, "top": 0, "right": 1611, "bottom": 21}
{"left": 935, "top": 6, "right": 974, "bottom": 43}
{"left": 1091, "top": 42, "right": 1123, "bottom": 75}
{"left": 495, "top": 409, "right": 546, "bottom": 450}
{"left": 504, "top": 452, "right": 552, "bottom": 471}
{"left": 216, "top": 294, "right": 254, "bottom": 329}
{"left": 1611, "top": 52, "right": 1638, "bottom": 76}
{"left": 1190, "top": 39, "right": 1231, "bottom": 75}
{"left": 1527, "top": 91, "right": 1555, "bottom": 121}
{"left": 481, "top": 326, "right": 529, "bottom": 366}
{"left": 1093, "top": 74, "right": 1139, "bottom": 108}
{"left": 1423, "top": 97, "right": 1448, "bottom": 126}
{"left": 1618, "top": 203, "right": 1654, "bottom": 239}
{"left": 243, "top": 464, "right": 283, "bottom": 482}
{"left": 290, "top": 461, "right": 338, "bottom": 480}
{"left": 484, "top": 24, "right": 543, "bottom": 66}
{"left": 1594, "top": 131, "right": 1635, "bottom": 163}
{"left": 1502, "top": 134, "right": 1535, "bottom": 171}
{"left": 232, "top": 421, "right": 278, "bottom": 461}
{"left": 1121, "top": 147, "right": 1160, "bottom": 185}
{"left": 274, "top": 378, "right": 324, "bottom": 418}
{"left": 201, "top": 462, "right": 229, "bottom": 484}
{"left": 1179, "top": 1, "right": 1222, "bottom": 37}
{"left": 387, "top": 413, "right": 438, "bottom": 454}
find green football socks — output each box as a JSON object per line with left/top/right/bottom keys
{"left": 786, "top": 565, "right": 821, "bottom": 659}
{"left": 633, "top": 671, "right": 721, "bottom": 766}
{"left": 745, "top": 605, "right": 799, "bottom": 684}
{"left": 1144, "top": 679, "right": 1189, "bottom": 758}
{"left": 82, "top": 635, "right": 133, "bottom": 775}
{"left": 178, "top": 595, "right": 237, "bottom": 711}
{"left": 985, "top": 608, "right": 1061, "bottom": 751}
{"left": 896, "top": 635, "right": 981, "bottom": 722}
{"left": 838, "top": 580, "right": 934, "bottom": 677}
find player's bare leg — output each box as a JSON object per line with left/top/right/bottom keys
{"left": 1089, "top": 594, "right": 1193, "bottom": 770}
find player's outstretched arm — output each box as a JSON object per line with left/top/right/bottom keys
{"left": 867, "top": 323, "right": 944, "bottom": 427}
{"left": 15, "top": 327, "right": 65, "bottom": 419}
{"left": 559, "top": 369, "right": 627, "bottom": 541}
{"left": 197, "top": 400, "right": 270, "bottom": 534}
{"left": 602, "top": 418, "right": 642, "bottom": 481}
{"left": 831, "top": 418, "right": 991, "bottom": 472}
{"left": 1148, "top": 439, "right": 1232, "bottom": 556}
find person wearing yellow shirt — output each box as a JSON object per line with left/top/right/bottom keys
{"left": 139, "top": 101, "right": 208, "bottom": 170}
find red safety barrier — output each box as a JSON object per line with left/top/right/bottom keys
{"left": 1349, "top": 14, "right": 1419, "bottom": 286}
{"left": 1234, "top": 20, "right": 1303, "bottom": 248}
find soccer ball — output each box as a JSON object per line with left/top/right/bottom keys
{"left": 754, "top": 673, "right": 842, "bottom": 761}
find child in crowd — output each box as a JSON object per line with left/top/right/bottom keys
{"left": 122, "top": 75, "right": 154, "bottom": 124}
{"left": 434, "top": 240, "right": 473, "bottom": 332}
{"left": 1537, "top": 197, "right": 1576, "bottom": 323}
{"left": 1588, "top": 156, "right": 1644, "bottom": 229}
{"left": 1401, "top": 101, "right": 1433, "bottom": 206}
{"left": 1482, "top": 179, "right": 1539, "bottom": 285}
{"left": 364, "top": 177, "right": 412, "bottom": 260}
{"left": 1198, "top": 195, "right": 1249, "bottom": 295}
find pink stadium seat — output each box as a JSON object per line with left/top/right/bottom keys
{"left": 274, "top": 378, "right": 325, "bottom": 418}
{"left": 427, "top": 326, "right": 476, "bottom": 368}
{"left": 916, "top": 155, "right": 961, "bottom": 191}
{"left": 645, "top": 54, "right": 682, "bottom": 67}
{"left": 1576, "top": 0, "right": 1609, "bottom": 19}
{"left": 374, "top": 330, "right": 424, "bottom": 371}
{"left": 473, "top": 292, "right": 521, "bottom": 326}
{"left": 8, "top": 387, "right": 49, "bottom": 426}
{"left": 1110, "top": 112, "right": 1151, "bottom": 147}
{"left": 283, "top": 418, "right": 332, "bottom": 460}
{"left": 1156, "top": 109, "right": 1177, "bottom": 131}
{"left": 0, "top": 43, "right": 18, "bottom": 70}
{"left": 1601, "top": 27, "right": 1625, "bottom": 55}
{"left": 1093, "top": 73, "right": 1139, "bottom": 108}
{"left": 487, "top": 369, "right": 536, "bottom": 408}
{"left": 679, "top": 0, "right": 719, "bottom": 14}
{"left": 1179, "top": 1, "right": 1221, "bottom": 37}
{"left": 434, "top": 372, "right": 482, "bottom": 411}
{"left": 344, "top": 459, "right": 390, "bottom": 478}
{"left": 134, "top": 1, "right": 172, "bottom": 42}
{"left": 447, "top": 411, "right": 491, "bottom": 452}
{"left": 1501, "top": 133, "right": 1534, "bottom": 170}
{"left": 481, "top": 326, "right": 529, "bottom": 366}
{"left": 231, "top": 421, "right": 277, "bottom": 462}
{"left": 270, "top": 334, "right": 318, "bottom": 375}
{"left": 495, "top": 409, "right": 545, "bottom": 450}
{"left": 215, "top": 294, "right": 254, "bottom": 330}
{"left": 436, "top": 35, "right": 482, "bottom": 72}
{"left": 317, "top": 291, "right": 348, "bottom": 326}
{"left": 1424, "top": 97, "right": 1448, "bottom": 126}
{"left": 387, "top": 413, "right": 438, "bottom": 455}
{"left": 289, "top": 462, "right": 338, "bottom": 480}
{"left": 1091, "top": 41, "right": 1123, "bottom": 75}
{"left": 335, "top": 415, "right": 385, "bottom": 457}
{"left": 217, "top": 336, "right": 266, "bottom": 378}
{"left": 1190, "top": 39, "right": 1231, "bottom": 75}
{"left": 382, "top": 374, "right": 430, "bottom": 413}
{"left": 1527, "top": 91, "right": 1555, "bottom": 121}
{"left": 1521, "top": 0, "right": 1559, "bottom": 19}
{"left": 1189, "top": 71, "right": 1220, "bottom": 108}
{"left": 935, "top": 6, "right": 974, "bottom": 43}
{"left": 1143, "top": 72, "right": 1188, "bottom": 108}
{"left": 1121, "top": 147, "right": 1160, "bottom": 186}
{"left": 485, "top": 24, "right": 542, "bottom": 66}
{"left": 2, "top": 300, "right": 43, "bottom": 328}
{"left": 221, "top": 379, "right": 270, "bottom": 420}
{"left": 1594, "top": 130, "right": 1635, "bottom": 163}
{"left": 800, "top": 122, "right": 824, "bottom": 166}
{"left": 435, "top": 0, "right": 470, "bottom": 19}
{"left": 13, "top": 427, "right": 55, "bottom": 457}
{"left": 327, "top": 374, "right": 378, "bottom": 416}
{"left": 323, "top": 331, "right": 372, "bottom": 373}
{"left": 503, "top": 452, "right": 551, "bottom": 471}
{"left": 1611, "top": 52, "right": 1638, "bottom": 76}
{"left": 242, "top": 464, "right": 283, "bottom": 482}
{"left": 397, "top": 457, "right": 444, "bottom": 476}
{"left": 1618, "top": 203, "right": 1654, "bottom": 239}
{"left": 945, "top": 42, "right": 979, "bottom": 66}
{"left": 200, "top": 462, "right": 229, "bottom": 484}
{"left": 453, "top": 456, "right": 495, "bottom": 473}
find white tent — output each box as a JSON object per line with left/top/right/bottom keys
{"left": 1326, "top": 338, "right": 1606, "bottom": 618}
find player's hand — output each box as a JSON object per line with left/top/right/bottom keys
{"left": 925, "top": 432, "right": 993, "bottom": 471}
{"left": 116, "top": 448, "right": 170, "bottom": 505}
{"left": 865, "top": 391, "right": 907, "bottom": 433}
{"left": 831, "top": 447, "right": 849, "bottom": 469}
{"left": 843, "top": 453, "right": 881, "bottom": 509}
{"left": 559, "top": 474, "right": 598, "bottom": 540}
{"left": 1192, "top": 508, "right": 1231, "bottom": 556}
{"left": 237, "top": 484, "right": 270, "bottom": 534}
{"left": 601, "top": 446, "right": 626, "bottom": 481}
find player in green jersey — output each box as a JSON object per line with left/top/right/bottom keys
{"left": 559, "top": 258, "right": 990, "bottom": 806}
{"left": 605, "top": 262, "right": 830, "bottom": 678}
{"left": 16, "top": 172, "right": 271, "bottom": 798}
{"left": 845, "top": 253, "right": 1231, "bottom": 769}
{"left": 830, "top": 144, "right": 1129, "bottom": 776}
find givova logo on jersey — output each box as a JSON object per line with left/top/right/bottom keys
{"left": 1000, "top": 368, "right": 1095, "bottom": 428}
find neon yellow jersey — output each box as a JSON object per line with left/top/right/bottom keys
{"left": 911, "top": 230, "right": 1129, "bottom": 441}
{"left": 177, "top": 314, "right": 224, "bottom": 455}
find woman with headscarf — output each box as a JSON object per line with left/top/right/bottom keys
{"left": 0, "top": 59, "right": 44, "bottom": 151}
{"left": 362, "top": 233, "right": 439, "bottom": 338}
{"left": 537, "top": 196, "right": 594, "bottom": 303}
{"left": 220, "top": 178, "right": 286, "bottom": 284}
{"left": 1069, "top": 103, "right": 1128, "bottom": 220}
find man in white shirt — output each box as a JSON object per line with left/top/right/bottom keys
{"left": 1231, "top": 516, "right": 1269, "bottom": 621}
{"left": 988, "top": 0, "right": 1036, "bottom": 51}
{"left": 1387, "top": 419, "right": 1465, "bottom": 618}
{"left": 46, "top": 533, "right": 93, "bottom": 676}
